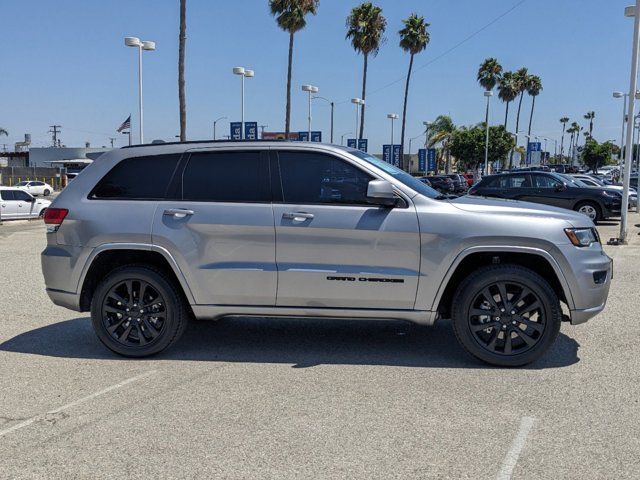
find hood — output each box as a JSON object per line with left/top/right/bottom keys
{"left": 449, "top": 195, "right": 590, "bottom": 227}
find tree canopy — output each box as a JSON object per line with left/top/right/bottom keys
{"left": 449, "top": 124, "right": 515, "bottom": 170}
{"left": 581, "top": 139, "right": 614, "bottom": 172}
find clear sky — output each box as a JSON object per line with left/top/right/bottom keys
{"left": 0, "top": 0, "right": 635, "bottom": 153}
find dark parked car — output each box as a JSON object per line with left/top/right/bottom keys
{"left": 421, "top": 175, "right": 454, "bottom": 194}
{"left": 446, "top": 174, "right": 469, "bottom": 194}
{"left": 468, "top": 171, "right": 622, "bottom": 223}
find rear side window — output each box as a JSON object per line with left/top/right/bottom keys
{"left": 181, "top": 151, "right": 269, "bottom": 202}
{"left": 1, "top": 190, "right": 15, "bottom": 200}
{"left": 13, "top": 190, "right": 33, "bottom": 201}
{"left": 90, "top": 154, "right": 180, "bottom": 200}
{"left": 277, "top": 151, "right": 373, "bottom": 205}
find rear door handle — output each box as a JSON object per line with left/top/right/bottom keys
{"left": 283, "top": 212, "right": 314, "bottom": 221}
{"left": 163, "top": 208, "right": 194, "bottom": 218}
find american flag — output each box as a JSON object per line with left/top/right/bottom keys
{"left": 117, "top": 115, "right": 131, "bottom": 132}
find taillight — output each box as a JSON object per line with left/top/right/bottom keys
{"left": 43, "top": 208, "right": 68, "bottom": 225}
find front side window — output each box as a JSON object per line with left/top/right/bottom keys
{"left": 182, "top": 151, "right": 269, "bottom": 202}
{"left": 532, "top": 174, "right": 558, "bottom": 188}
{"left": 277, "top": 151, "right": 372, "bottom": 205}
{"left": 13, "top": 190, "right": 33, "bottom": 201}
{"left": 508, "top": 175, "right": 531, "bottom": 188}
{"left": 90, "top": 154, "right": 180, "bottom": 200}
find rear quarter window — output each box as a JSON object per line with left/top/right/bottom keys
{"left": 89, "top": 154, "right": 181, "bottom": 200}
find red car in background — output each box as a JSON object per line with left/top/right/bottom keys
{"left": 462, "top": 173, "right": 476, "bottom": 187}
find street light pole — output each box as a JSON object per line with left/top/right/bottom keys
{"left": 387, "top": 113, "right": 398, "bottom": 148}
{"left": 125, "top": 37, "right": 155, "bottom": 144}
{"left": 618, "top": 1, "right": 640, "bottom": 244}
{"left": 340, "top": 132, "right": 352, "bottom": 146}
{"left": 484, "top": 91, "right": 493, "bottom": 174}
{"left": 302, "top": 85, "right": 319, "bottom": 140}
{"left": 213, "top": 116, "right": 227, "bottom": 140}
{"left": 351, "top": 98, "right": 364, "bottom": 141}
{"left": 312, "top": 96, "right": 334, "bottom": 143}
{"left": 233, "top": 67, "right": 254, "bottom": 139}
{"left": 614, "top": 91, "right": 629, "bottom": 161}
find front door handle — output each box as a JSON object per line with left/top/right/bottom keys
{"left": 163, "top": 208, "right": 194, "bottom": 218}
{"left": 283, "top": 212, "right": 314, "bottom": 221}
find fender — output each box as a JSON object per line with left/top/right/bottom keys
{"left": 76, "top": 242, "right": 196, "bottom": 305}
{"left": 430, "top": 245, "right": 575, "bottom": 312}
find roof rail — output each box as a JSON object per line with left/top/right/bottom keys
{"left": 121, "top": 139, "right": 293, "bottom": 149}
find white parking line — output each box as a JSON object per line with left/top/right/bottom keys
{"left": 0, "top": 370, "right": 156, "bottom": 438}
{"left": 496, "top": 416, "right": 536, "bottom": 480}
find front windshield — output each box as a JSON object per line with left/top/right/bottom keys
{"left": 345, "top": 148, "right": 443, "bottom": 199}
{"left": 15, "top": 181, "right": 28, "bottom": 186}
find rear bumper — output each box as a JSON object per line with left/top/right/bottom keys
{"left": 46, "top": 288, "right": 81, "bottom": 311}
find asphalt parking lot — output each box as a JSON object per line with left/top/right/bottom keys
{"left": 1, "top": 217, "right": 639, "bottom": 479}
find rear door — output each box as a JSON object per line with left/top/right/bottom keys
{"left": 0, "top": 190, "right": 18, "bottom": 219}
{"left": 271, "top": 149, "right": 420, "bottom": 310}
{"left": 151, "top": 148, "right": 276, "bottom": 306}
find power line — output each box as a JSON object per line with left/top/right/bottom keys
{"left": 337, "top": 0, "right": 528, "bottom": 105}
{"left": 48, "top": 125, "right": 62, "bottom": 147}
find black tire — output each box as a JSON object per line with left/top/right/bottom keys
{"left": 90, "top": 265, "right": 189, "bottom": 357}
{"left": 43, "top": 189, "right": 51, "bottom": 196}
{"left": 451, "top": 264, "right": 561, "bottom": 367}
{"left": 574, "top": 201, "right": 601, "bottom": 223}
{"left": 39, "top": 208, "right": 46, "bottom": 218}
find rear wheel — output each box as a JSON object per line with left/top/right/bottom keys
{"left": 574, "top": 201, "right": 601, "bottom": 223}
{"left": 90, "top": 265, "right": 189, "bottom": 357}
{"left": 43, "top": 189, "right": 51, "bottom": 196}
{"left": 451, "top": 265, "right": 561, "bottom": 367}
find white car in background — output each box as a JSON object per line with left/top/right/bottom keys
{"left": 0, "top": 187, "right": 51, "bottom": 220}
{"left": 573, "top": 174, "right": 637, "bottom": 207}
{"left": 14, "top": 180, "right": 54, "bottom": 196}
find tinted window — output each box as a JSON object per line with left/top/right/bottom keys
{"left": 13, "top": 190, "right": 33, "bottom": 201}
{"left": 532, "top": 174, "right": 557, "bottom": 188}
{"left": 90, "top": 154, "right": 180, "bottom": 199}
{"left": 277, "top": 151, "right": 373, "bottom": 204}
{"left": 508, "top": 175, "right": 531, "bottom": 188}
{"left": 1, "top": 190, "right": 15, "bottom": 200}
{"left": 182, "top": 151, "right": 269, "bottom": 202}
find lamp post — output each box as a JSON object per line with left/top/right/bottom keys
{"left": 351, "top": 98, "right": 364, "bottom": 141}
{"left": 340, "top": 132, "right": 352, "bottom": 146}
{"left": 387, "top": 113, "right": 398, "bottom": 148}
{"left": 312, "top": 96, "right": 334, "bottom": 143}
{"left": 302, "top": 85, "right": 319, "bottom": 140}
{"left": 124, "top": 37, "right": 155, "bottom": 144}
{"left": 233, "top": 67, "right": 254, "bottom": 139}
{"left": 408, "top": 132, "right": 425, "bottom": 157}
{"left": 484, "top": 91, "right": 493, "bottom": 174}
{"left": 423, "top": 121, "right": 432, "bottom": 173}
{"left": 213, "top": 116, "right": 227, "bottom": 140}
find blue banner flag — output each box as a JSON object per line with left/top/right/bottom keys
{"left": 418, "top": 149, "right": 426, "bottom": 172}
{"left": 358, "top": 139, "right": 368, "bottom": 152}
{"left": 392, "top": 145, "right": 402, "bottom": 167}
{"left": 347, "top": 138, "right": 357, "bottom": 149}
{"left": 427, "top": 148, "right": 437, "bottom": 172}
{"left": 230, "top": 122, "right": 242, "bottom": 140}
{"left": 244, "top": 122, "right": 258, "bottom": 140}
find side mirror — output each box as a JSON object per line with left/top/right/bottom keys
{"left": 366, "top": 179, "right": 397, "bottom": 207}
{"left": 555, "top": 182, "right": 567, "bottom": 192}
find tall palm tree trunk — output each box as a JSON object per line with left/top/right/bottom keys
{"left": 504, "top": 102, "right": 510, "bottom": 129}
{"left": 509, "top": 93, "right": 525, "bottom": 168}
{"left": 178, "top": 0, "right": 187, "bottom": 142}
{"left": 527, "top": 96, "right": 536, "bottom": 136}
{"left": 359, "top": 53, "right": 368, "bottom": 139}
{"left": 560, "top": 125, "right": 566, "bottom": 160}
{"left": 400, "top": 53, "right": 414, "bottom": 171}
{"left": 284, "top": 32, "right": 294, "bottom": 136}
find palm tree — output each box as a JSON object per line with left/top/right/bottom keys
{"left": 584, "top": 111, "right": 595, "bottom": 137}
{"left": 477, "top": 57, "right": 503, "bottom": 91}
{"left": 526, "top": 75, "right": 542, "bottom": 136}
{"left": 270, "top": 0, "right": 320, "bottom": 136}
{"left": 559, "top": 117, "right": 569, "bottom": 159}
{"left": 569, "top": 121, "right": 580, "bottom": 160}
{"left": 346, "top": 2, "right": 387, "bottom": 139}
{"left": 178, "top": 0, "right": 187, "bottom": 142}
{"left": 509, "top": 67, "right": 529, "bottom": 168}
{"left": 497, "top": 71, "right": 518, "bottom": 129}
{"left": 0, "top": 128, "right": 7, "bottom": 137}
{"left": 427, "top": 115, "right": 456, "bottom": 173}
{"left": 398, "top": 13, "right": 429, "bottom": 170}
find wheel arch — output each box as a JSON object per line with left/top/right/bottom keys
{"left": 78, "top": 244, "right": 195, "bottom": 312}
{"left": 434, "top": 246, "right": 574, "bottom": 318}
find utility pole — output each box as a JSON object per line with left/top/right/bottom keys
{"left": 259, "top": 125, "right": 268, "bottom": 139}
{"left": 49, "top": 125, "right": 62, "bottom": 147}
{"left": 109, "top": 137, "right": 116, "bottom": 148}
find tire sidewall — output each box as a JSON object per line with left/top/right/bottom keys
{"left": 575, "top": 201, "right": 601, "bottom": 223}
{"left": 90, "top": 266, "right": 182, "bottom": 357}
{"left": 451, "top": 265, "right": 562, "bottom": 367}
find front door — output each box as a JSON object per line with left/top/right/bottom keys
{"left": 12, "top": 190, "right": 35, "bottom": 218}
{"left": 152, "top": 149, "right": 277, "bottom": 306}
{"left": 272, "top": 149, "right": 421, "bottom": 310}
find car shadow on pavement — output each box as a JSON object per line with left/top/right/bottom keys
{"left": 0, "top": 317, "right": 580, "bottom": 370}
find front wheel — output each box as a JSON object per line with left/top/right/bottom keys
{"left": 574, "top": 201, "right": 601, "bottom": 223}
{"left": 451, "top": 265, "right": 562, "bottom": 367}
{"left": 90, "top": 265, "right": 189, "bottom": 357}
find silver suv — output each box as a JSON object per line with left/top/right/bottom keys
{"left": 41, "top": 142, "right": 612, "bottom": 366}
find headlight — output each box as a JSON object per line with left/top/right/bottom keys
{"left": 565, "top": 228, "right": 599, "bottom": 247}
